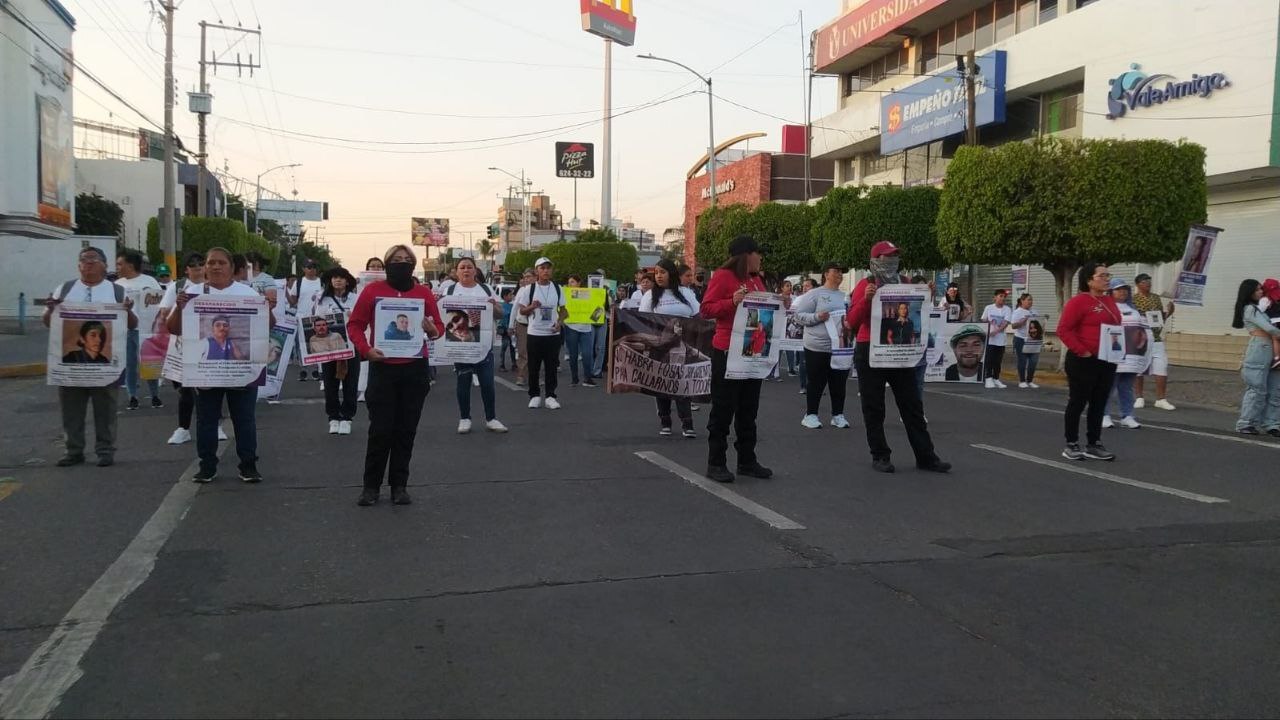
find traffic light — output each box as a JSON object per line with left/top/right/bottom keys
{"left": 487, "top": 222, "right": 500, "bottom": 239}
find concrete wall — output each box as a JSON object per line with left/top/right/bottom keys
{"left": 75, "top": 158, "right": 172, "bottom": 251}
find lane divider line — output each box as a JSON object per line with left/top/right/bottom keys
{"left": 635, "top": 450, "right": 806, "bottom": 530}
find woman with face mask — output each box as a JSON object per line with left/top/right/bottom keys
{"left": 346, "top": 245, "right": 444, "bottom": 507}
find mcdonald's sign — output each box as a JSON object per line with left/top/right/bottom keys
{"left": 580, "top": 0, "right": 636, "bottom": 46}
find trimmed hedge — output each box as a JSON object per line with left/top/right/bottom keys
{"left": 504, "top": 241, "right": 638, "bottom": 282}
{"left": 147, "top": 216, "right": 280, "bottom": 268}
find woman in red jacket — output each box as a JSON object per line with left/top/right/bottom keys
{"left": 347, "top": 244, "right": 444, "bottom": 506}
{"left": 700, "top": 235, "right": 773, "bottom": 483}
{"left": 1056, "top": 262, "right": 1121, "bottom": 461}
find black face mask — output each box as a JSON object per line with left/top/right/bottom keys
{"left": 386, "top": 262, "right": 414, "bottom": 291}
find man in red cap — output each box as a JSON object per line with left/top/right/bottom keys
{"left": 845, "top": 241, "right": 950, "bottom": 474}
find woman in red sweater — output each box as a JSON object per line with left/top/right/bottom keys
{"left": 1056, "top": 262, "right": 1122, "bottom": 461}
{"left": 700, "top": 235, "right": 773, "bottom": 483}
{"left": 347, "top": 244, "right": 444, "bottom": 506}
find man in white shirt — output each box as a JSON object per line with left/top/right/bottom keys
{"left": 289, "top": 260, "right": 324, "bottom": 380}
{"left": 980, "top": 289, "right": 1013, "bottom": 389}
{"left": 515, "top": 257, "right": 568, "bottom": 409}
{"left": 512, "top": 268, "right": 534, "bottom": 387}
{"left": 114, "top": 250, "right": 165, "bottom": 410}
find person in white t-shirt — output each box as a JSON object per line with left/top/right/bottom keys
{"left": 637, "top": 258, "right": 702, "bottom": 437}
{"left": 980, "top": 289, "right": 1013, "bottom": 389}
{"left": 624, "top": 273, "right": 653, "bottom": 309}
{"left": 289, "top": 260, "right": 324, "bottom": 381}
{"left": 114, "top": 249, "right": 165, "bottom": 410}
{"left": 1009, "top": 292, "right": 1041, "bottom": 389}
{"left": 515, "top": 257, "right": 568, "bottom": 409}
{"left": 444, "top": 257, "right": 508, "bottom": 434}
{"left": 158, "top": 252, "right": 225, "bottom": 445}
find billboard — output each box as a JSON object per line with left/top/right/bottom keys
{"left": 880, "top": 51, "right": 1007, "bottom": 155}
{"left": 412, "top": 217, "right": 450, "bottom": 247}
{"left": 37, "top": 94, "right": 73, "bottom": 228}
{"left": 556, "top": 142, "right": 595, "bottom": 179}
{"left": 256, "top": 199, "right": 329, "bottom": 224}
{"left": 580, "top": 0, "right": 636, "bottom": 46}
{"left": 814, "top": 0, "right": 947, "bottom": 72}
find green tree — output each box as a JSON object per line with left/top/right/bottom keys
{"left": 74, "top": 193, "right": 124, "bottom": 238}
{"left": 660, "top": 240, "right": 684, "bottom": 264}
{"left": 505, "top": 242, "right": 638, "bottom": 282}
{"left": 225, "top": 193, "right": 255, "bottom": 230}
{"left": 811, "top": 185, "right": 946, "bottom": 271}
{"left": 146, "top": 215, "right": 281, "bottom": 270}
{"left": 694, "top": 202, "right": 814, "bottom": 279}
{"left": 476, "top": 238, "right": 495, "bottom": 263}
{"left": 573, "top": 227, "right": 620, "bottom": 243}
{"left": 693, "top": 203, "right": 755, "bottom": 271}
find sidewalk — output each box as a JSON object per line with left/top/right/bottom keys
{"left": 0, "top": 324, "right": 48, "bottom": 378}
{"left": 1003, "top": 349, "right": 1242, "bottom": 411}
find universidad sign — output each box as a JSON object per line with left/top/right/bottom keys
{"left": 880, "top": 51, "right": 1007, "bottom": 155}
{"left": 556, "top": 142, "right": 595, "bottom": 179}
{"left": 1105, "top": 63, "right": 1230, "bottom": 119}
{"left": 815, "top": 0, "right": 946, "bottom": 71}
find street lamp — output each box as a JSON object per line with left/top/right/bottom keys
{"left": 638, "top": 53, "right": 716, "bottom": 208}
{"left": 254, "top": 162, "right": 302, "bottom": 235}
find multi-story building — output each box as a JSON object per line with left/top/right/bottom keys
{"left": 811, "top": 0, "right": 1280, "bottom": 367}
{"left": 497, "top": 193, "right": 563, "bottom": 250}
{"left": 0, "top": 0, "right": 77, "bottom": 317}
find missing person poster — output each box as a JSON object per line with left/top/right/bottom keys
{"left": 924, "top": 312, "right": 986, "bottom": 383}
{"left": 608, "top": 308, "right": 713, "bottom": 399}
{"left": 565, "top": 287, "right": 607, "bottom": 326}
{"left": 1173, "top": 224, "right": 1222, "bottom": 307}
{"left": 182, "top": 295, "right": 270, "bottom": 387}
{"left": 725, "top": 292, "right": 785, "bottom": 380}
{"left": 433, "top": 296, "right": 494, "bottom": 365}
{"left": 827, "top": 315, "right": 856, "bottom": 373}
{"left": 299, "top": 310, "right": 355, "bottom": 365}
{"left": 139, "top": 302, "right": 171, "bottom": 381}
{"left": 870, "top": 284, "right": 931, "bottom": 368}
{"left": 47, "top": 303, "right": 127, "bottom": 387}
{"left": 779, "top": 309, "right": 805, "bottom": 353}
{"left": 373, "top": 297, "right": 425, "bottom": 359}
{"left": 1116, "top": 317, "right": 1154, "bottom": 374}
{"left": 260, "top": 313, "right": 297, "bottom": 400}
{"left": 1021, "top": 316, "right": 1046, "bottom": 354}
{"left": 1098, "top": 324, "right": 1126, "bottom": 364}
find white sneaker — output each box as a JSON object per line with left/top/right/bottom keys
{"left": 1133, "top": 397, "right": 1145, "bottom": 409}
{"left": 338, "top": 420, "right": 352, "bottom": 435}
{"left": 528, "top": 397, "right": 543, "bottom": 409}
{"left": 1154, "top": 399, "right": 1176, "bottom": 411}
{"left": 984, "top": 378, "right": 996, "bottom": 389}
{"left": 472, "top": 374, "right": 480, "bottom": 387}
{"left": 217, "top": 425, "right": 228, "bottom": 441}
{"left": 800, "top": 414, "right": 822, "bottom": 429}
{"left": 1018, "top": 382, "right": 1029, "bottom": 389}
{"left": 358, "top": 391, "right": 366, "bottom": 403}
{"left": 329, "top": 420, "right": 340, "bottom": 434}
{"left": 994, "top": 379, "right": 1008, "bottom": 389}
{"left": 1102, "top": 415, "right": 1114, "bottom": 429}
{"left": 545, "top": 397, "right": 561, "bottom": 410}
{"left": 798, "top": 388, "right": 806, "bottom": 395}
{"left": 1120, "top": 416, "right": 1141, "bottom": 429}
{"left": 457, "top": 419, "right": 472, "bottom": 434}
{"left": 167, "top": 427, "right": 191, "bottom": 445}
{"left": 486, "top": 418, "right": 508, "bottom": 433}
{"left": 1028, "top": 382, "right": 1040, "bottom": 389}
{"left": 831, "top": 414, "right": 850, "bottom": 429}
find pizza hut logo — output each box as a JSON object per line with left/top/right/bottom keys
{"left": 556, "top": 141, "right": 595, "bottom": 178}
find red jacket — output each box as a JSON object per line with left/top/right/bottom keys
{"left": 1056, "top": 292, "right": 1122, "bottom": 357}
{"left": 700, "top": 268, "right": 766, "bottom": 351}
{"left": 347, "top": 280, "right": 444, "bottom": 363}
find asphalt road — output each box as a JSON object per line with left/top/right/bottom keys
{"left": 1, "top": 365, "right": 1277, "bottom": 718}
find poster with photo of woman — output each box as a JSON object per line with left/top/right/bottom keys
{"left": 47, "top": 303, "right": 128, "bottom": 386}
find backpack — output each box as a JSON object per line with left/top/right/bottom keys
{"left": 58, "top": 280, "right": 126, "bottom": 304}
{"left": 521, "top": 282, "right": 561, "bottom": 307}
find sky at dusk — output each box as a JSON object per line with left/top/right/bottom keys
{"left": 67, "top": 0, "right": 840, "bottom": 267}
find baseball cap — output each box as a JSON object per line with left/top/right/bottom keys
{"left": 1261, "top": 278, "right": 1280, "bottom": 302}
{"left": 949, "top": 325, "right": 985, "bottom": 348}
{"left": 534, "top": 256, "right": 553, "bottom": 267}
{"left": 870, "top": 241, "right": 900, "bottom": 258}
{"left": 993, "top": 288, "right": 1008, "bottom": 296}
{"left": 1108, "top": 277, "right": 1130, "bottom": 291}
{"left": 821, "top": 261, "right": 847, "bottom": 274}
{"left": 154, "top": 263, "right": 171, "bottom": 276}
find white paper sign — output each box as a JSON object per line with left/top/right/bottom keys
{"left": 299, "top": 310, "right": 355, "bottom": 365}
{"left": 870, "top": 284, "right": 931, "bottom": 368}
{"left": 1098, "top": 324, "right": 1126, "bottom": 364}
{"left": 779, "top": 309, "right": 805, "bottom": 353}
{"left": 259, "top": 313, "right": 297, "bottom": 400}
{"left": 373, "top": 297, "right": 425, "bottom": 359}
{"left": 432, "top": 296, "right": 495, "bottom": 365}
{"left": 725, "top": 292, "right": 785, "bottom": 380}
{"left": 827, "top": 315, "right": 855, "bottom": 372}
{"left": 182, "top": 295, "right": 270, "bottom": 386}
{"left": 924, "top": 312, "right": 986, "bottom": 383}
{"left": 47, "top": 303, "right": 128, "bottom": 387}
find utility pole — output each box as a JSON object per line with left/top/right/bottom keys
{"left": 161, "top": 1, "right": 176, "bottom": 273}
{"left": 196, "top": 21, "right": 207, "bottom": 216}
{"left": 961, "top": 48, "right": 979, "bottom": 310}
{"left": 601, "top": 39, "right": 612, "bottom": 232}
{"left": 503, "top": 185, "right": 512, "bottom": 254}
{"left": 192, "top": 22, "right": 259, "bottom": 218}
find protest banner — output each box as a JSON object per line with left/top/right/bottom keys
{"left": 827, "top": 315, "right": 855, "bottom": 373}
{"left": 259, "top": 313, "right": 297, "bottom": 400}
{"left": 47, "top": 303, "right": 127, "bottom": 387}
{"left": 432, "top": 296, "right": 494, "bottom": 365}
{"left": 299, "top": 310, "right": 355, "bottom": 365}
{"left": 870, "top": 284, "right": 931, "bottom": 368}
{"left": 1172, "top": 224, "right": 1222, "bottom": 307}
{"left": 181, "top": 295, "right": 270, "bottom": 386}
{"left": 924, "top": 312, "right": 986, "bottom": 383}
{"left": 1116, "top": 317, "right": 1154, "bottom": 374}
{"left": 608, "top": 308, "right": 713, "bottom": 399}
{"left": 127, "top": 284, "right": 166, "bottom": 380}
{"left": 779, "top": 309, "right": 805, "bottom": 352}
{"left": 565, "top": 287, "right": 607, "bottom": 326}
{"left": 725, "top": 292, "right": 785, "bottom": 380}
{"left": 372, "top": 297, "right": 425, "bottom": 359}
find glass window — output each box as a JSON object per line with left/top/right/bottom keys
{"left": 938, "top": 21, "right": 955, "bottom": 61}
{"left": 893, "top": 47, "right": 911, "bottom": 77}
{"left": 860, "top": 62, "right": 876, "bottom": 87}
{"left": 954, "top": 12, "right": 974, "bottom": 55}
{"left": 975, "top": 3, "right": 995, "bottom": 49}
{"left": 1017, "top": 0, "right": 1037, "bottom": 31}
{"left": 919, "top": 31, "right": 939, "bottom": 73}
{"left": 1075, "top": 0, "right": 1100, "bottom": 8}
{"left": 995, "top": 0, "right": 1016, "bottom": 41}
{"left": 1041, "top": 83, "right": 1084, "bottom": 135}
{"left": 904, "top": 145, "right": 930, "bottom": 185}
{"left": 1039, "top": 0, "right": 1058, "bottom": 23}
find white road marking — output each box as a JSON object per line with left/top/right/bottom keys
{"left": 0, "top": 444, "right": 229, "bottom": 719}
{"left": 635, "top": 451, "right": 806, "bottom": 530}
{"left": 931, "top": 390, "right": 1280, "bottom": 451}
{"left": 972, "top": 443, "right": 1230, "bottom": 505}
{"left": 494, "top": 375, "right": 523, "bottom": 392}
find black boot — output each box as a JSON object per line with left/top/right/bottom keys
{"left": 357, "top": 488, "right": 379, "bottom": 506}
{"left": 391, "top": 486, "right": 412, "bottom": 505}
{"left": 705, "top": 465, "right": 735, "bottom": 483}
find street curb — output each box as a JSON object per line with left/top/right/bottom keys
{"left": 0, "top": 363, "right": 46, "bottom": 379}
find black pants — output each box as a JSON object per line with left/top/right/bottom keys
{"left": 707, "top": 349, "right": 762, "bottom": 468}
{"left": 854, "top": 342, "right": 939, "bottom": 465}
{"left": 1064, "top": 352, "right": 1116, "bottom": 445}
{"left": 656, "top": 395, "right": 693, "bottom": 428}
{"left": 526, "top": 333, "right": 561, "bottom": 399}
{"left": 173, "top": 380, "right": 195, "bottom": 429}
{"left": 322, "top": 360, "right": 359, "bottom": 421}
{"left": 804, "top": 348, "right": 849, "bottom": 416}
{"left": 363, "top": 359, "right": 430, "bottom": 490}
{"left": 985, "top": 344, "right": 1006, "bottom": 380}
{"left": 196, "top": 386, "right": 256, "bottom": 474}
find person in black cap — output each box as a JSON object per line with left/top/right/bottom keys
{"left": 699, "top": 235, "right": 773, "bottom": 483}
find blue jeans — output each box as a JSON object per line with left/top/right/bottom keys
{"left": 565, "top": 327, "right": 595, "bottom": 384}
{"left": 499, "top": 330, "right": 516, "bottom": 368}
{"left": 124, "top": 328, "right": 160, "bottom": 399}
{"left": 1110, "top": 373, "right": 1136, "bottom": 418}
{"left": 785, "top": 350, "right": 799, "bottom": 374}
{"left": 196, "top": 385, "right": 257, "bottom": 473}
{"left": 1013, "top": 337, "right": 1040, "bottom": 383}
{"left": 456, "top": 350, "right": 496, "bottom": 421}
{"left": 591, "top": 322, "right": 608, "bottom": 377}
{"left": 1238, "top": 337, "right": 1280, "bottom": 431}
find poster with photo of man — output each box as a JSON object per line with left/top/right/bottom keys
{"left": 924, "top": 313, "right": 986, "bottom": 383}
{"left": 300, "top": 310, "right": 354, "bottom": 365}
{"left": 373, "top": 298, "right": 425, "bottom": 359}
{"left": 47, "top": 303, "right": 128, "bottom": 387}
{"left": 181, "top": 295, "right": 270, "bottom": 386}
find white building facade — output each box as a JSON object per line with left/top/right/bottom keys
{"left": 811, "top": 0, "right": 1280, "bottom": 367}
{"left": 0, "top": 0, "right": 78, "bottom": 318}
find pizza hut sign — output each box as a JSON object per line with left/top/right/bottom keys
{"left": 555, "top": 141, "right": 595, "bottom": 179}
